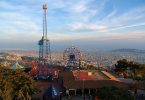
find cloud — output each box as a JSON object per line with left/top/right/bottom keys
{"left": 106, "top": 22, "right": 145, "bottom": 32}
{"left": 49, "top": 0, "right": 106, "bottom": 23}
{"left": 68, "top": 5, "right": 145, "bottom": 33}
{"left": 68, "top": 22, "right": 108, "bottom": 32}
{"left": 0, "top": 1, "right": 41, "bottom": 41}
{"left": 67, "top": 0, "right": 87, "bottom": 13}
{"left": 108, "top": 6, "right": 145, "bottom": 25}
{"left": 68, "top": 21, "right": 145, "bottom": 33}
{"left": 40, "top": 30, "right": 145, "bottom": 42}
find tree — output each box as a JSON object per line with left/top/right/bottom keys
{"left": 136, "top": 64, "right": 145, "bottom": 79}
{"left": 114, "top": 59, "right": 130, "bottom": 77}
{"left": 114, "top": 59, "right": 145, "bottom": 80}
{"left": 0, "top": 64, "right": 3, "bottom": 67}
{"left": 0, "top": 66, "right": 35, "bottom": 100}
{"left": 87, "top": 65, "right": 97, "bottom": 70}
{"left": 129, "top": 62, "right": 139, "bottom": 78}
{"left": 115, "top": 59, "right": 128, "bottom": 72}
{"left": 97, "top": 86, "right": 135, "bottom": 100}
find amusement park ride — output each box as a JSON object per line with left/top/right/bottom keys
{"left": 63, "top": 46, "right": 83, "bottom": 69}
{"left": 31, "top": 1, "right": 53, "bottom": 79}
{"left": 31, "top": 1, "right": 84, "bottom": 80}
{"left": 38, "top": 2, "right": 51, "bottom": 63}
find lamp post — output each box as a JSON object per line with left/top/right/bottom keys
{"left": 83, "top": 79, "right": 85, "bottom": 100}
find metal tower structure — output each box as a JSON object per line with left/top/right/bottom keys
{"left": 38, "top": 1, "right": 51, "bottom": 64}
{"left": 37, "top": 1, "right": 51, "bottom": 79}
{"left": 31, "top": 1, "right": 62, "bottom": 80}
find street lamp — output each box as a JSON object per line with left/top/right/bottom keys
{"left": 83, "top": 79, "right": 85, "bottom": 100}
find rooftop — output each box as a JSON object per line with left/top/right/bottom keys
{"left": 59, "top": 71, "right": 128, "bottom": 89}
{"left": 72, "top": 70, "right": 120, "bottom": 81}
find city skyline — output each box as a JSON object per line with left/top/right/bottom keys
{"left": 0, "top": 0, "right": 145, "bottom": 50}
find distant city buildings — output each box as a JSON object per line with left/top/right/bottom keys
{"left": 0, "top": 50, "right": 145, "bottom": 69}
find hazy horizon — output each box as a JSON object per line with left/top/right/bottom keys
{"left": 0, "top": 40, "right": 145, "bottom": 52}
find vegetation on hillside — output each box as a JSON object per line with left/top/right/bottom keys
{"left": 86, "top": 65, "right": 98, "bottom": 70}
{"left": 0, "top": 66, "right": 35, "bottom": 100}
{"left": 114, "top": 59, "right": 145, "bottom": 79}
{"left": 97, "top": 86, "right": 135, "bottom": 100}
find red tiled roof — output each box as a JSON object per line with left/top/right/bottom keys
{"left": 59, "top": 71, "right": 128, "bottom": 89}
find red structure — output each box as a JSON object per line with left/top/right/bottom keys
{"left": 31, "top": 61, "right": 59, "bottom": 79}
{"left": 31, "top": 61, "right": 39, "bottom": 76}
{"left": 73, "top": 71, "right": 93, "bottom": 80}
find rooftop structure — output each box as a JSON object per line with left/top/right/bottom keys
{"left": 59, "top": 71, "right": 127, "bottom": 90}
{"left": 11, "top": 60, "right": 24, "bottom": 70}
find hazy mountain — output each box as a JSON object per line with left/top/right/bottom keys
{"left": 112, "top": 49, "right": 145, "bottom": 54}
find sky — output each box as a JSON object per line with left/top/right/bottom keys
{"left": 0, "top": 0, "right": 145, "bottom": 51}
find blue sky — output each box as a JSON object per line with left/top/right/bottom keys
{"left": 0, "top": 0, "right": 145, "bottom": 51}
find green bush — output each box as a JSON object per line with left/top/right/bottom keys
{"left": 97, "top": 86, "right": 135, "bottom": 100}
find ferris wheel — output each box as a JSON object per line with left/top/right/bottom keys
{"left": 63, "top": 46, "right": 83, "bottom": 67}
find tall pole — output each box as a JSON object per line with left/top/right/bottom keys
{"left": 43, "top": 2, "right": 47, "bottom": 40}
{"left": 42, "top": 1, "right": 51, "bottom": 63}
{"left": 43, "top": 2, "right": 47, "bottom": 60}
